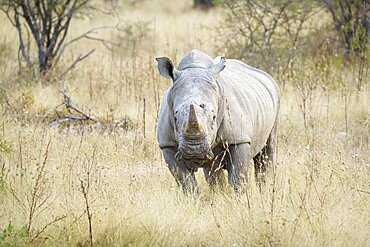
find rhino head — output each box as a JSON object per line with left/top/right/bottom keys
{"left": 156, "top": 55, "right": 226, "bottom": 166}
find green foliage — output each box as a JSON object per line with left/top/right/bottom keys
{"left": 211, "top": 0, "right": 225, "bottom": 5}
{"left": 0, "top": 222, "right": 29, "bottom": 247}
{"left": 0, "top": 39, "right": 12, "bottom": 66}
{"left": 0, "top": 139, "right": 11, "bottom": 154}
{"left": 0, "top": 123, "right": 11, "bottom": 155}
{"left": 319, "top": 0, "right": 369, "bottom": 54}
{"left": 0, "top": 88, "right": 9, "bottom": 107}
{"left": 114, "top": 20, "right": 152, "bottom": 56}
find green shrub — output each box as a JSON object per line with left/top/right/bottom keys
{"left": 0, "top": 223, "right": 28, "bottom": 247}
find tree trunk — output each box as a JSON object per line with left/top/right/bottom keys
{"left": 366, "top": 0, "right": 370, "bottom": 44}
{"left": 194, "top": 0, "right": 214, "bottom": 10}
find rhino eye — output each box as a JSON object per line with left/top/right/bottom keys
{"left": 199, "top": 103, "right": 205, "bottom": 109}
{"left": 213, "top": 115, "right": 216, "bottom": 121}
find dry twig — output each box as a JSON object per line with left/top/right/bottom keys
{"left": 49, "top": 80, "right": 135, "bottom": 130}
{"left": 49, "top": 80, "right": 99, "bottom": 127}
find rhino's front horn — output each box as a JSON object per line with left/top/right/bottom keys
{"left": 184, "top": 104, "right": 206, "bottom": 140}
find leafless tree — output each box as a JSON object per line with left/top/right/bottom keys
{"left": 0, "top": 0, "right": 95, "bottom": 74}
{"left": 194, "top": 0, "right": 214, "bottom": 10}
{"left": 219, "top": 0, "right": 317, "bottom": 78}
{"left": 319, "top": 0, "right": 370, "bottom": 90}
{"left": 320, "top": 0, "right": 370, "bottom": 53}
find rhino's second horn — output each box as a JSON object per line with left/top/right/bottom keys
{"left": 184, "top": 104, "right": 206, "bottom": 139}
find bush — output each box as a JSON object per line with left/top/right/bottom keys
{"left": 217, "top": 0, "right": 316, "bottom": 78}
{"left": 0, "top": 223, "right": 28, "bottom": 247}
{"left": 217, "top": 0, "right": 369, "bottom": 89}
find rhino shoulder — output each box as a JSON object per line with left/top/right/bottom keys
{"left": 226, "top": 59, "right": 280, "bottom": 97}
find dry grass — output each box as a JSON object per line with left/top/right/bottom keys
{"left": 0, "top": 0, "right": 369, "bottom": 246}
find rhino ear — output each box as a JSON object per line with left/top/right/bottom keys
{"left": 156, "top": 57, "right": 180, "bottom": 81}
{"left": 210, "top": 57, "right": 226, "bottom": 76}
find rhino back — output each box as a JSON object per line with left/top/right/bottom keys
{"left": 217, "top": 59, "right": 280, "bottom": 156}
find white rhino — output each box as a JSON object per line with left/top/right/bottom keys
{"left": 156, "top": 49, "right": 280, "bottom": 193}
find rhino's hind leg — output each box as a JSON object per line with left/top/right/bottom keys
{"left": 266, "top": 119, "right": 278, "bottom": 169}
{"left": 253, "top": 122, "right": 277, "bottom": 185}
{"left": 253, "top": 149, "right": 268, "bottom": 185}
{"left": 162, "top": 148, "right": 199, "bottom": 195}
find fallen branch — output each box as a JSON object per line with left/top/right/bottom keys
{"left": 356, "top": 189, "right": 370, "bottom": 195}
{"left": 49, "top": 80, "right": 99, "bottom": 127}
{"left": 49, "top": 80, "right": 135, "bottom": 130}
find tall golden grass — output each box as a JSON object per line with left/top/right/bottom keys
{"left": 0, "top": 0, "right": 369, "bottom": 246}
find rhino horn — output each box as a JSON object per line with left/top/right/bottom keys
{"left": 184, "top": 104, "right": 205, "bottom": 139}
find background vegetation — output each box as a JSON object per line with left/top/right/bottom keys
{"left": 0, "top": 0, "right": 369, "bottom": 246}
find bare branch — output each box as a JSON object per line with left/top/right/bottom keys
{"left": 0, "top": 0, "right": 95, "bottom": 73}
{"left": 84, "top": 35, "right": 122, "bottom": 50}
{"left": 59, "top": 79, "right": 99, "bottom": 122}
{"left": 30, "top": 215, "right": 67, "bottom": 243}
{"left": 53, "top": 24, "right": 121, "bottom": 66}
{"left": 48, "top": 80, "right": 135, "bottom": 129}
{"left": 14, "top": 9, "right": 33, "bottom": 69}
{"left": 356, "top": 189, "right": 370, "bottom": 194}
{"left": 27, "top": 138, "right": 51, "bottom": 232}
{"left": 48, "top": 116, "right": 93, "bottom": 127}
{"left": 1, "top": 1, "right": 128, "bottom": 74}
{"left": 0, "top": 5, "right": 17, "bottom": 27}
{"left": 60, "top": 48, "right": 95, "bottom": 77}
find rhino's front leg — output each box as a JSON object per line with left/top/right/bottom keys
{"left": 162, "top": 147, "right": 199, "bottom": 195}
{"left": 227, "top": 143, "right": 251, "bottom": 191}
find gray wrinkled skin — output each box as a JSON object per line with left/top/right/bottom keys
{"left": 156, "top": 49, "right": 280, "bottom": 194}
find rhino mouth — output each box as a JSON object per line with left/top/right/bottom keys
{"left": 175, "top": 103, "right": 215, "bottom": 165}
{"left": 175, "top": 140, "right": 214, "bottom": 165}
